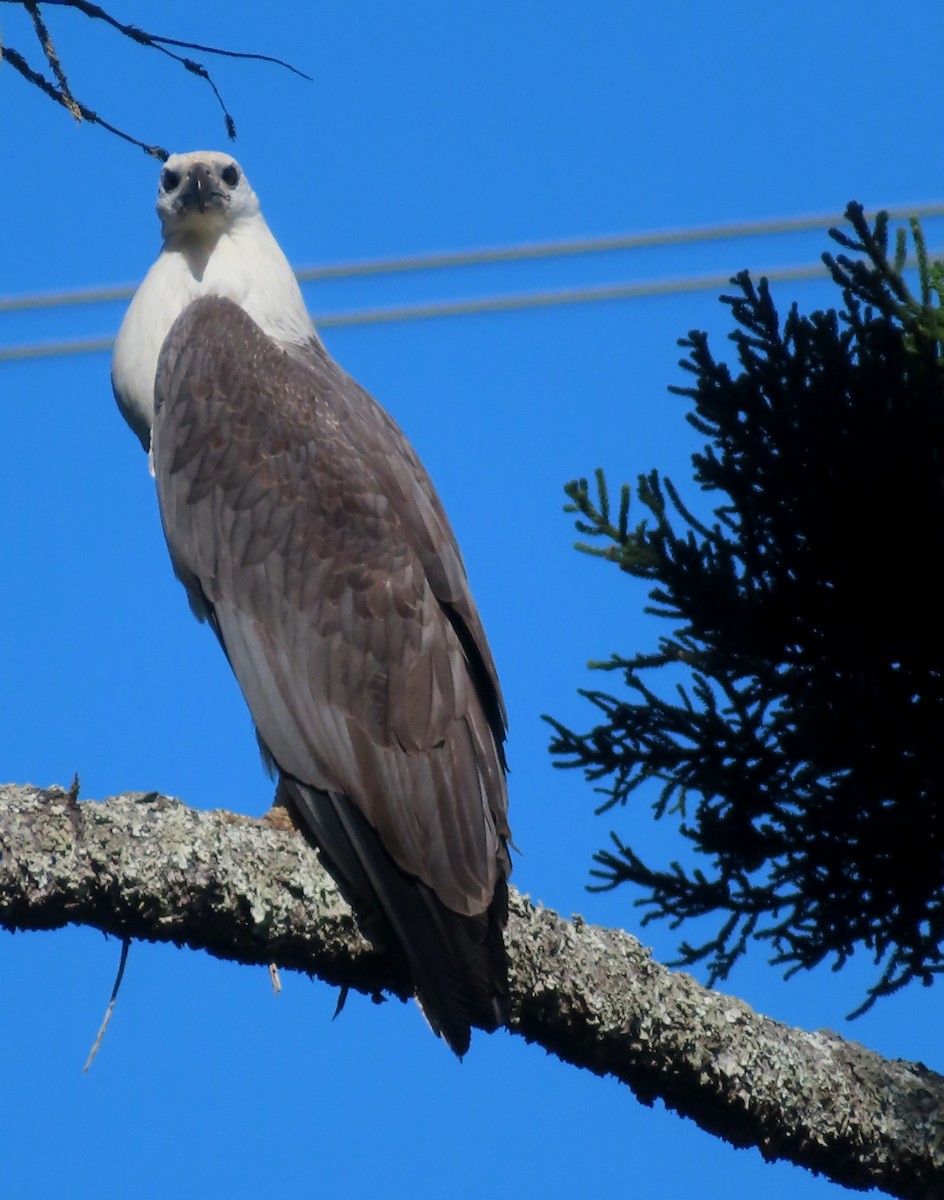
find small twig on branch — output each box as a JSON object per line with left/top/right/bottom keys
{"left": 0, "top": 43, "right": 168, "bottom": 158}
{"left": 83, "top": 937, "right": 131, "bottom": 1073}
{"left": 22, "top": 0, "right": 80, "bottom": 118}
{"left": 38, "top": 0, "right": 312, "bottom": 79}
{"left": 0, "top": 0, "right": 311, "bottom": 154}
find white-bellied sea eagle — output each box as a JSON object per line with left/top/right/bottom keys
{"left": 111, "top": 150, "right": 511, "bottom": 1056}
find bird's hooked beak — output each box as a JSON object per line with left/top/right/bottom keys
{"left": 183, "top": 163, "right": 212, "bottom": 214}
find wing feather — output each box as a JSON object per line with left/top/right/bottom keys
{"left": 152, "top": 296, "right": 510, "bottom": 1049}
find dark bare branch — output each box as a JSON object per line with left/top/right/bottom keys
{"left": 0, "top": 0, "right": 310, "bottom": 152}
{"left": 23, "top": 0, "right": 80, "bottom": 117}
{"left": 0, "top": 782, "right": 941, "bottom": 1198}
{"left": 0, "top": 43, "right": 168, "bottom": 158}
{"left": 38, "top": 0, "right": 312, "bottom": 78}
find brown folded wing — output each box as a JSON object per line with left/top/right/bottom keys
{"left": 152, "top": 296, "right": 510, "bottom": 1052}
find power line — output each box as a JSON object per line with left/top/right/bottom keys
{"left": 0, "top": 259, "right": 845, "bottom": 364}
{"left": 0, "top": 282, "right": 137, "bottom": 315}
{"left": 1, "top": 200, "right": 943, "bottom": 316}
{"left": 299, "top": 201, "right": 944, "bottom": 281}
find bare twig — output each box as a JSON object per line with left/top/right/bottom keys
{"left": 83, "top": 937, "right": 131, "bottom": 1073}
{"left": 0, "top": 44, "right": 168, "bottom": 157}
{"left": 38, "top": 0, "right": 312, "bottom": 79}
{"left": 22, "top": 0, "right": 80, "bottom": 117}
{"left": 0, "top": 0, "right": 310, "bottom": 153}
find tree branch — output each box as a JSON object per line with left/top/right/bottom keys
{"left": 0, "top": 42, "right": 168, "bottom": 158}
{"left": 0, "top": 782, "right": 940, "bottom": 1197}
{"left": 0, "top": 0, "right": 311, "bottom": 156}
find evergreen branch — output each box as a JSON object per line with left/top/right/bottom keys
{"left": 548, "top": 203, "right": 944, "bottom": 1010}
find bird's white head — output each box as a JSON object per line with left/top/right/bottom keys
{"left": 156, "top": 151, "right": 260, "bottom": 245}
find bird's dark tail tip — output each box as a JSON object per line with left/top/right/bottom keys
{"left": 281, "top": 777, "right": 509, "bottom": 1058}
{"left": 411, "top": 875, "right": 509, "bottom": 1058}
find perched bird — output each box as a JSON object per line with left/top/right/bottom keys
{"left": 112, "top": 150, "right": 511, "bottom": 1055}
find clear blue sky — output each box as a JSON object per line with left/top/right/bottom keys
{"left": 1, "top": 3, "right": 941, "bottom": 1197}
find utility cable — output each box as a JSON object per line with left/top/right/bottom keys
{"left": 2, "top": 200, "right": 942, "bottom": 316}
{"left": 0, "top": 259, "right": 852, "bottom": 364}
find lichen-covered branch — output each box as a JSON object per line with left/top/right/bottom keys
{"left": 0, "top": 782, "right": 941, "bottom": 1197}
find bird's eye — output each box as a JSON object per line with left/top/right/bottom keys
{"left": 221, "top": 164, "right": 239, "bottom": 187}
{"left": 160, "top": 169, "right": 180, "bottom": 193}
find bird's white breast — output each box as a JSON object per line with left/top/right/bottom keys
{"left": 111, "top": 213, "right": 315, "bottom": 452}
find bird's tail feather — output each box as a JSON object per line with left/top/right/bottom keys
{"left": 280, "top": 776, "right": 508, "bottom": 1057}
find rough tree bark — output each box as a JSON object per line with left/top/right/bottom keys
{"left": 0, "top": 782, "right": 941, "bottom": 1198}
